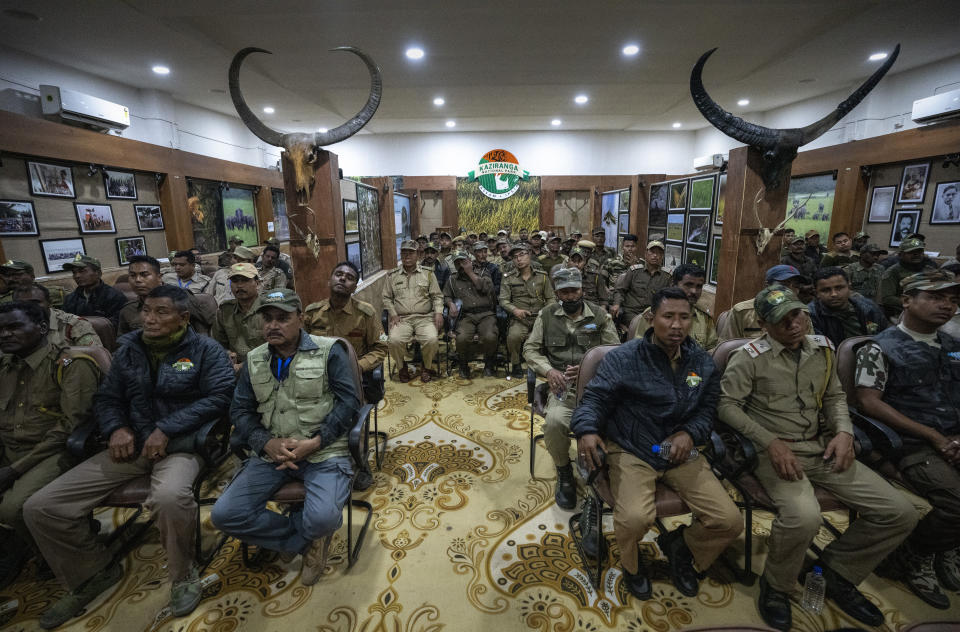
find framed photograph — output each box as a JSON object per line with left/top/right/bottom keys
{"left": 74, "top": 203, "right": 116, "bottom": 234}
{"left": 0, "top": 200, "right": 39, "bottom": 236}
{"left": 663, "top": 243, "right": 683, "bottom": 272}
{"left": 647, "top": 228, "right": 665, "bottom": 244}
{"left": 116, "top": 236, "right": 147, "bottom": 265}
{"left": 708, "top": 235, "right": 722, "bottom": 285}
{"left": 222, "top": 187, "right": 258, "bottom": 249}
{"left": 868, "top": 185, "right": 897, "bottom": 223}
{"left": 343, "top": 199, "right": 359, "bottom": 234}
{"left": 686, "top": 213, "right": 710, "bottom": 246}
{"left": 715, "top": 173, "right": 727, "bottom": 225}
{"left": 890, "top": 209, "right": 921, "bottom": 248}
{"left": 684, "top": 246, "right": 708, "bottom": 269}
{"left": 346, "top": 241, "right": 363, "bottom": 279}
{"left": 135, "top": 204, "right": 164, "bottom": 230}
{"left": 39, "top": 237, "right": 86, "bottom": 273}
{"left": 103, "top": 168, "right": 137, "bottom": 199}
{"left": 618, "top": 188, "right": 630, "bottom": 212}
{"left": 618, "top": 213, "right": 630, "bottom": 234}
{"left": 930, "top": 181, "right": 960, "bottom": 224}
{"left": 669, "top": 180, "right": 688, "bottom": 210}
{"left": 27, "top": 160, "right": 75, "bottom": 198}
{"left": 666, "top": 213, "right": 685, "bottom": 242}
{"left": 898, "top": 162, "right": 930, "bottom": 204}
{"left": 648, "top": 182, "right": 668, "bottom": 228}
{"left": 690, "top": 175, "right": 715, "bottom": 211}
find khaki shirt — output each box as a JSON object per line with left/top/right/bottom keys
{"left": 538, "top": 253, "right": 566, "bottom": 271}
{"left": 382, "top": 265, "right": 443, "bottom": 318}
{"left": 523, "top": 301, "right": 620, "bottom": 376}
{"left": 878, "top": 263, "right": 925, "bottom": 318}
{"left": 498, "top": 268, "right": 554, "bottom": 325}
{"left": 1, "top": 286, "right": 65, "bottom": 308}
{"left": 717, "top": 298, "right": 813, "bottom": 341}
{"left": 205, "top": 267, "right": 235, "bottom": 304}
{"left": 303, "top": 296, "right": 387, "bottom": 373}
{"left": 162, "top": 270, "right": 211, "bottom": 294}
{"left": 258, "top": 266, "right": 288, "bottom": 292}
{"left": 633, "top": 304, "right": 717, "bottom": 350}
{"left": 48, "top": 309, "right": 102, "bottom": 348}
{"left": 444, "top": 270, "right": 495, "bottom": 313}
{"left": 613, "top": 265, "right": 673, "bottom": 312}
{"left": 718, "top": 333, "right": 851, "bottom": 449}
{"left": 0, "top": 341, "right": 98, "bottom": 473}
{"left": 212, "top": 299, "right": 265, "bottom": 363}
{"left": 843, "top": 261, "right": 883, "bottom": 302}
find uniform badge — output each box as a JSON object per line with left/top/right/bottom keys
{"left": 172, "top": 357, "right": 195, "bottom": 372}
{"left": 866, "top": 321, "right": 879, "bottom": 334}
{"left": 379, "top": 333, "right": 389, "bottom": 342}
{"left": 685, "top": 372, "right": 701, "bottom": 387}
{"left": 948, "top": 351, "right": 960, "bottom": 361}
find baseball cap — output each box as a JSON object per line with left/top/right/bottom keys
{"left": 423, "top": 241, "right": 439, "bottom": 252}
{"left": 62, "top": 254, "right": 101, "bottom": 271}
{"left": 529, "top": 232, "right": 543, "bottom": 240}
{"left": 860, "top": 243, "right": 882, "bottom": 253}
{"left": 553, "top": 267, "right": 582, "bottom": 290}
{"left": 472, "top": 242, "right": 488, "bottom": 251}
{"left": 497, "top": 229, "right": 507, "bottom": 236}
{"left": 568, "top": 247, "right": 586, "bottom": 259}
{"left": 257, "top": 288, "right": 302, "bottom": 313}
{"left": 898, "top": 237, "right": 925, "bottom": 253}
{"left": 805, "top": 229, "right": 820, "bottom": 238}
{"left": 467, "top": 232, "right": 478, "bottom": 238}
{"left": 452, "top": 251, "right": 470, "bottom": 263}
{"left": 508, "top": 243, "right": 530, "bottom": 257}
{"left": 452, "top": 235, "right": 466, "bottom": 243}
{"left": 577, "top": 239, "right": 596, "bottom": 249}
{"left": 547, "top": 235, "right": 561, "bottom": 243}
{"left": 765, "top": 264, "right": 804, "bottom": 283}
{"left": 228, "top": 235, "right": 243, "bottom": 244}
{"left": 854, "top": 231, "right": 870, "bottom": 239}
{"left": 228, "top": 262, "right": 259, "bottom": 279}
{"left": 1, "top": 260, "right": 33, "bottom": 273}
{"left": 439, "top": 231, "right": 452, "bottom": 239}
{"left": 234, "top": 246, "right": 256, "bottom": 261}
{"left": 265, "top": 237, "right": 280, "bottom": 246}
{"left": 754, "top": 285, "right": 808, "bottom": 324}
{"left": 646, "top": 240, "right": 665, "bottom": 251}
{"left": 592, "top": 226, "right": 605, "bottom": 235}
{"left": 789, "top": 235, "right": 805, "bottom": 244}
{"left": 901, "top": 270, "right": 959, "bottom": 294}
{"left": 400, "top": 239, "right": 418, "bottom": 251}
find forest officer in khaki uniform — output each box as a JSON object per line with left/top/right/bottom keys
{"left": 211, "top": 263, "right": 265, "bottom": 371}
{"left": 611, "top": 240, "right": 672, "bottom": 327}
{"left": 499, "top": 243, "right": 554, "bottom": 378}
{"left": 444, "top": 251, "right": 498, "bottom": 378}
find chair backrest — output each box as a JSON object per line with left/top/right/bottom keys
{"left": 66, "top": 345, "right": 112, "bottom": 376}
{"left": 190, "top": 293, "right": 218, "bottom": 335}
{"left": 836, "top": 335, "right": 872, "bottom": 406}
{"left": 714, "top": 310, "right": 730, "bottom": 337}
{"left": 84, "top": 316, "right": 117, "bottom": 351}
{"left": 626, "top": 312, "right": 645, "bottom": 340}
{"left": 333, "top": 336, "right": 365, "bottom": 403}
{"left": 711, "top": 337, "right": 753, "bottom": 373}
{"left": 575, "top": 344, "right": 619, "bottom": 403}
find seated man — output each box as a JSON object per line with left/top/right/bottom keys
{"left": 523, "top": 268, "right": 619, "bottom": 510}
{"left": 611, "top": 240, "right": 672, "bottom": 328}
{"left": 0, "top": 259, "right": 65, "bottom": 307}
{"left": 807, "top": 266, "right": 889, "bottom": 346}
{"left": 211, "top": 289, "right": 360, "bottom": 586}
{"left": 472, "top": 241, "right": 501, "bottom": 296}
{"left": 843, "top": 243, "right": 885, "bottom": 302}
{"left": 718, "top": 285, "right": 916, "bottom": 631}
{"left": 444, "top": 251, "right": 498, "bottom": 378}
{"left": 212, "top": 262, "right": 265, "bottom": 371}
{"left": 420, "top": 241, "right": 451, "bottom": 293}
{"left": 878, "top": 237, "right": 931, "bottom": 320}
{"left": 62, "top": 254, "right": 127, "bottom": 327}
{"left": 537, "top": 235, "right": 566, "bottom": 272}
{"left": 162, "top": 250, "right": 211, "bottom": 294}
{"left": 0, "top": 301, "right": 99, "bottom": 588}
{"left": 500, "top": 243, "right": 554, "bottom": 378}
{"left": 204, "top": 250, "right": 237, "bottom": 305}
{"left": 24, "top": 285, "right": 234, "bottom": 628}
{"left": 257, "top": 245, "right": 290, "bottom": 291}
{"left": 383, "top": 240, "right": 444, "bottom": 383}
{"left": 717, "top": 264, "right": 811, "bottom": 341}
{"left": 572, "top": 287, "right": 742, "bottom": 600}
{"left": 13, "top": 284, "right": 102, "bottom": 347}
{"left": 856, "top": 270, "right": 960, "bottom": 608}
{"left": 781, "top": 235, "right": 819, "bottom": 282}
{"left": 632, "top": 263, "right": 718, "bottom": 350}
{"left": 119, "top": 255, "right": 215, "bottom": 335}
{"left": 819, "top": 231, "right": 856, "bottom": 268}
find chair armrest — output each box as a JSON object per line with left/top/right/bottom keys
{"left": 713, "top": 422, "right": 758, "bottom": 480}
{"left": 705, "top": 430, "right": 726, "bottom": 464}
{"left": 194, "top": 416, "right": 231, "bottom": 466}
{"left": 849, "top": 406, "right": 903, "bottom": 461}
{"left": 526, "top": 367, "right": 536, "bottom": 403}
{"left": 850, "top": 423, "right": 873, "bottom": 459}
{"left": 67, "top": 420, "right": 100, "bottom": 459}
{"left": 372, "top": 365, "right": 384, "bottom": 387}
{"left": 349, "top": 403, "right": 376, "bottom": 464}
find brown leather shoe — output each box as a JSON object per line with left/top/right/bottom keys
{"left": 420, "top": 367, "right": 435, "bottom": 383}
{"left": 398, "top": 366, "right": 412, "bottom": 383}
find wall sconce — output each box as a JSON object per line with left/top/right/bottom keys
{"left": 86, "top": 164, "right": 102, "bottom": 177}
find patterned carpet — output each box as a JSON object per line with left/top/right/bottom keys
{"left": 2, "top": 371, "right": 957, "bottom": 631}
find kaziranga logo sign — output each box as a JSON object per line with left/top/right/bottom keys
{"left": 467, "top": 149, "right": 530, "bottom": 200}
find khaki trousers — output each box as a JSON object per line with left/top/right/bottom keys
{"left": 543, "top": 390, "right": 576, "bottom": 467}
{"left": 389, "top": 314, "right": 439, "bottom": 370}
{"left": 455, "top": 312, "right": 498, "bottom": 361}
{"left": 506, "top": 319, "right": 532, "bottom": 364}
{"left": 0, "top": 453, "right": 62, "bottom": 546}
{"left": 24, "top": 449, "right": 201, "bottom": 590}
{"left": 607, "top": 442, "right": 743, "bottom": 575}
{"left": 754, "top": 439, "right": 917, "bottom": 593}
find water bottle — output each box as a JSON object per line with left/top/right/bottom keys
{"left": 801, "top": 566, "right": 825, "bottom": 614}
{"left": 651, "top": 441, "right": 699, "bottom": 461}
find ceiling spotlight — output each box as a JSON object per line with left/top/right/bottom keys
{"left": 868, "top": 52, "right": 888, "bottom": 61}
{"left": 406, "top": 47, "right": 425, "bottom": 60}
{"left": 263, "top": 106, "right": 275, "bottom": 114}
{"left": 433, "top": 97, "right": 445, "bottom": 106}
{"left": 574, "top": 94, "right": 588, "bottom": 105}
{"left": 445, "top": 120, "right": 456, "bottom": 128}
{"left": 551, "top": 119, "right": 562, "bottom": 126}
{"left": 318, "top": 127, "right": 328, "bottom": 133}
{"left": 152, "top": 65, "right": 170, "bottom": 75}
{"left": 622, "top": 44, "right": 640, "bottom": 56}
{"left": 672, "top": 122, "right": 682, "bottom": 128}
{"left": 737, "top": 98, "right": 750, "bottom": 106}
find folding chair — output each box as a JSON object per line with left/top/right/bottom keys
{"left": 526, "top": 368, "right": 551, "bottom": 478}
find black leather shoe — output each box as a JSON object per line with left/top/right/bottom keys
{"left": 510, "top": 363, "right": 523, "bottom": 378}
{"left": 822, "top": 564, "right": 883, "bottom": 627}
{"left": 458, "top": 364, "right": 471, "bottom": 379}
{"left": 554, "top": 464, "right": 577, "bottom": 510}
{"left": 353, "top": 468, "right": 374, "bottom": 491}
{"left": 758, "top": 576, "right": 792, "bottom": 631}
{"left": 657, "top": 526, "right": 699, "bottom": 597}
{"left": 622, "top": 562, "right": 652, "bottom": 600}
{"left": 578, "top": 496, "right": 607, "bottom": 561}
{"left": 483, "top": 358, "right": 496, "bottom": 377}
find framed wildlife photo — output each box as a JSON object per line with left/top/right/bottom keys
{"left": 668, "top": 180, "right": 688, "bottom": 210}
{"left": 686, "top": 214, "right": 709, "bottom": 246}
{"left": 343, "top": 199, "right": 359, "bottom": 234}
{"left": 39, "top": 237, "right": 86, "bottom": 273}
{"left": 897, "top": 162, "right": 929, "bottom": 204}
{"left": 690, "top": 175, "right": 715, "bottom": 211}
{"left": 666, "top": 213, "right": 685, "bottom": 242}
{"left": 0, "top": 200, "right": 39, "bottom": 236}
{"left": 74, "top": 203, "right": 116, "bottom": 234}
{"left": 116, "top": 236, "right": 147, "bottom": 265}
{"left": 27, "top": 160, "right": 75, "bottom": 198}
{"left": 135, "top": 204, "right": 164, "bottom": 230}
{"left": 683, "top": 246, "right": 707, "bottom": 269}
{"left": 714, "top": 173, "right": 727, "bottom": 225}
{"left": 708, "top": 235, "right": 722, "bottom": 285}
{"left": 103, "top": 168, "right": 138, "bottom": 199}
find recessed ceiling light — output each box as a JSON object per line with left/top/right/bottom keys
{"left": 433, "top": 97, "right": 445, "bottom": 106}
{"left": 737, "top": 98, "right": 750, "bottom": 106}
{"left": 574, "top": 94, "right": 588, "bottom": 105}
{"left": 318, "top": 127, "right": 328, "bottom": 133}
{"left": 622, "top": 44, "right": 640, "bottom": 56}
{"left": 672, "top": 122, "right": 682, "bottom": 128}
{"left": 152, "top": 65, "right": 170, "bottom": 75}
{"left": 869, "top": 52, "right": 888, "bottom": 61}
{"left": 551, "top": 119, "right": 562, "bottom": 126}
{"left": 445, "top": 120, "right": 456, "bottom": 128}
{"left": 406, "top": 47, "right": 425, "bottom": 60}
{"left": 263, "top": 106, "right": 274, "bottom": 114}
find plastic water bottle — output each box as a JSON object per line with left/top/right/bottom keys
{"left": 801, "top": 566, "right": 825, "bottom": 614}
{"left": 651, "top": 441, "right": 698, "bottom": 461}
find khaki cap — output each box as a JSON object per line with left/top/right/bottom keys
{"left": 754, "top": 285, "right": 808, "bottom": 324}
{"left": 1, "top": 259, "right": 33, "bottom": 273}
{"left": 228, "top": 235, "right": 244, "bottom": 244}
{"left": 900, "top": 270, "right": 958, "bottom": 294}
{"left": 646, "top": 240, "right": 665, "bottom": 251}
{"left": 234, "top": 246, "right": 257, "bottom": 261}
{"left": 805, "top": 229, "right": 820, "bottom": 238}
{"left": 62, "top": 254, "right": 101, "bottom": 271}
{"left": 577, "top": 239, "right": 596, "bottom": 249}
{"left": 257, "top": 288, "right": 301, "bottom": 313}
{"left": 423, "top": 241, "right": 439, "bottom": 252}
{"left": 228, "top": 262, "right": 258, "bottom": 279}
{"left": 452, "top": 235, "right": 467, "bottom": 243}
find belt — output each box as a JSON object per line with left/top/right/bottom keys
{"left": 781, "top": 434, "right": 819, "bottom": 443}
{"left": 462, "top": 306, "right": 493, "bottom": 314}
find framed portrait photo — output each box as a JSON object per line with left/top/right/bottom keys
{"left": 666, "top": 213, "right": 685, "bottom": 242}
{"left": 0, "top": 200, "right": 39, "bottom": 236}
{"left": 708, "top": 234, "right": 722, "bottom": 285}
{"left": 683, "top": 246, "right": 708, "bottom": 269}
{"left": 343, "top": 199, "right": 359, "bottom": 235}
{"left": 346, "top": 240, "right": 363, "bottom": 280}
{"left": 669, "top": 180, "right": 688, "bottom": 210}
{"left": 135, "top": 204, "right": 164, "bottom": 230}
{"left": 930, "top": 181, "right": 960, "bottom": 224}
{"left": 74, "top": 203, "right": 116, "bottom": 234}
{"left": 116, "top": 236, "right": 147, "bottom": 266}
{"left": 618, "top": 212, "right": 630, "bottom": 234}
{"left": 890, "top": 209, "right": 921, "bottom": 248}
{"left": 867, "top": 185, "right": 897, "bottom": 223}
{"left": 690, "top": 175, "right": 715, "bottom": 211}
{"left": 897, "top": 162, "right": 930, "bottom": 204}
{"left": 103, "top": 168, "right": 138, "bottom": 199}
{"left": 39, "top": 237, "right": 86, "bottom": 273}
{"left": 686, "top": 214, "right": 709, "bottom": 246}
{"left": 27, "top": 160, "right": 75, "bottom": 198}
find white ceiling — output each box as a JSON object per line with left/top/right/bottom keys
{"left": 2, "top": 0, "right": 959, "bottom": 135}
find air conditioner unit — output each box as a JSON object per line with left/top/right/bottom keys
{"left": 911, "top": 88, "right": 960, "bottom": 124}
{"left": 693, "top": 153, "right": 726, "bottom": 171}
{"left": 39, "top": 85, "right": 130, "bottom": 132}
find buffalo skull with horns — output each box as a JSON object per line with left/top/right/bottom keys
{"left": 229, "top": 46, "right": 383, "bottom": 200}
{"left": 690, "top": 45, "right": 899, "bottom": 189}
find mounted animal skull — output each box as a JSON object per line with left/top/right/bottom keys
{"left": 229, "top": 46, "right": 382, "bottom": 200}
{"left": 690, "top": 45, "right": 899, "bottom": 189}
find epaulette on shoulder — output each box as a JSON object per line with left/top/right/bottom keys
{"left": 740, "top": 338, "right": 771, "bottom": 358}
{"left": 302, "top": 299, "right": 327, "bottom": 312}
{"left": 808, "top": 334, "right": 836, "bottom": 351}
{"left": 629, "top": 263, "right": 643, "bottom": 270}
{"left": 356, "top": 300, "right": 375, "bottom": 317}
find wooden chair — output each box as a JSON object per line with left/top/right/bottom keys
{"left": 84, "top": 316, "right": 116, "bottom": 351}
{"left": 714, "top": 310, "right": 731, "bottom": 338}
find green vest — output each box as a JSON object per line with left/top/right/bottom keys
{"left": 541, "top": 301, "right": 606, "bottom": 370}
{"left": 247, "top": 335, "right": 348, "bottom": 462}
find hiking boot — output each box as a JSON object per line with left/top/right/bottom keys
{"left": 483, "top": 358, "right": 496, "bottom": 377}
{"left": 935, "top": 547, "right": 960, "bottom": 592}
{"left": 622, "top": 555, "right": 651, "bottom": 601}
{"left": 578, "top": 496, "right": 606, "bottom": 560}
{"left": 554, "top": 464, "right": 577, "bottom": 510}
{"left": 822, "top": 564, "right": 884, "bottom": 626}
{"left": 510, "top": 363, "right": 523, "bottom": 379}
{"left": 301, "top": 536, "right": 331, "bottom": 586}
{"left": 458, "top": 363, "right": 471, "bottom": 379}
{"left": 169, "top": 565, "right": 202, "bottom": 617}
{"left": 39, "top": 563, "right": 123, "bottom": 629}
{"left": 353, "top": 467, "right": 374, "bottom": 491}
{"left": 657, "top": 525, "right": 699, "bottom": 597}
{"left": 757, "top": 575, "right": 791, "bottom": 631}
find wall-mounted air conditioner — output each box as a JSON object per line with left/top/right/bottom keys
{"left": 911, "top": 88, "right": 960, "bottom": 124}
{"left": 39, "top": 85, "right": 130, "bottom": 132}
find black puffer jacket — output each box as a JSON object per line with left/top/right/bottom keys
{"left": 95, "top": 328, "right": 234, "bottom": 447}
{"left": 570, "top": 332, "right": 720, "bottom": 471}
{"left": 807, "top": 294, "right": 889, "bottom": 347}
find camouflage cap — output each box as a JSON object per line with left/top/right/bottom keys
{"left": 233, "top": 246, "right": 257, "bottom": 261}
{"left": 547, "top": 234, "right": 562, "bottom": 243}
{"left": 568, "top": 247, "right": 586, "bottom": 259}
{"left": 805, "top": 229, "right": 820, "bottom": 238}
{"left": 62, "top": 254, "right": 101, "bottom": 271}
{"left": 577, "top": 239, "right": 596, "bottom": 249}
{"left": 257, "top": 288, "right": 301, "bottom": 313}
{"left": 646, "top": 240, "right": 665, "bottom": 251}
{"left": 901, "top": 270, "right": 959, "bottom": 294}
{"left": 789, "top": 235, "right": 805, "bottom": 244}
{"left": 228, "top": 262, "right": 259, "bottom": 279}
{"left": 423, "top": 241, "right": 439, "bottom": 252}
{"left": 854, "top": 231, "right": 870, "bottom": 239}
{"left": 592, "top": 226, "right": 605, "bottom": 235}
{"left": 400, "top": 239, "right": 419, "bottom": 251}
{"left": 860, "top": 243, "right": 883, "bottom": 253}
{"left": 508, "top": 243, "right": 530, "bottom": 257}
{"left": 898, "top": 237, "right": 925, "bottom": 253}
{"left": 472, "top": 241, "right": 488, "bottom": 251}
{"left": 228, "top": 235, "right": 244, "bottom": 244}
{"left": 553, "top": 266, "right": 582, "bottom": 290}
{"left": 452, "top": 250, "right": 470, "bottom": 263}
{"left": 439, "top": 231, "right": 452, "bottom": 239}
{"left": 1, "top": 259, "right": 33, "bottom": 273}
{"left": 754, "top": 285, "right": 808, "bottom": 324}
{"left": 265, "top": 237, "right": 280, "bottom": 246}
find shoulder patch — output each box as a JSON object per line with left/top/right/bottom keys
{"left": 808, "top": 334, "right": 836, "bottom": 351}
{"left": 629, "top": 263, "right": 643, "bottom": 270}
{"left": 302, "top": 300, "right": 327, "bottom": 312}
{"left": 740, "top": 338, "right": 771, "bottom": 358}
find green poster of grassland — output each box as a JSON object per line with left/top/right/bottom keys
{"left": 784, "top": 174, "right": 835, "bottom": 240}
{"left": 222, "top": 188, "right": 258, "bottom": 248}
{"left": 690, "top": 176, "right": 715, "bottom": 210}
{"left": 456, "top": 176, "right": 540, "bottom": 234}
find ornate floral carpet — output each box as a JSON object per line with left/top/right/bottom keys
{"left": 2, "top": 373, "right": 957, "bottom": 631}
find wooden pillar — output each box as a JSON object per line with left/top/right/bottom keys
{"left": 158, "top": 173, "right": 193, "bottom": 253}
{"left": 284, "top": 149, "right": 341, "bottom": 306}
{"left": 714, "top": 146, "right": 791, "bottom": 315}
{"left": 255, "top": 186, "right": 274, "bottom": 242}
{"left": 0, "top": 238, "right": 7, "bottom": 264}
{"left": 633, "top": 176, "right": 650, "bottom": 240}
{"left": 441, "top": 189, "right": 458, "bottom": 233}
{"left": 540, "top": 187, "right": 556, "bottom": 228}
{"left": 829, "top": 165, "right": 868, "bottom": 240}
